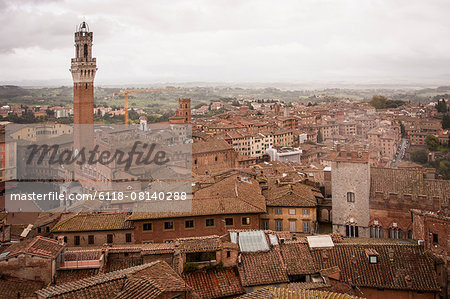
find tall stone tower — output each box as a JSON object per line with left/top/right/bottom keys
{"left": 331, "top": 150, "right": 370, "bottom": 238}
{"left": 70, "top": 21, "right": 96, "bottom": 125}
{"left": 169, "top": 98, "right": 191, "bottom": 124}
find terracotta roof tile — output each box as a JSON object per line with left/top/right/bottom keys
{"left": 264, "top": 183, "right": 320, "bottom": 207}
{"left": 237, "top": 287, "right": 364, "bottom": 299}
{"left": 36, "top": 260, "right": 190, "bottom": 299}
{"left": 184, "top": 267, "right": 245, "bottom": 298}
{"left": 0, "top": 276, "right": 44, "bottom": 299}
{"left": 280, "top": 242, "right": 317, "bottom": 275}
{"left": 310, "top": 243, "right": 440, "bottom": 292}
{"left": 1, "top": 236, "right": 64, "bottom": 259}
{"left": 192, "top": 139, "right": 232, "bottom": 154}
{"left": 177, "top": 235, "right": 222, "bottom": 253}
{"left": 129, "top": 175, "right": 266, "bottom": 220}
{"left": 238, "top": 249, "right": 289, "bottom": 287}
{"left": 52, "top": 213, "right": 133, "bottom": 232}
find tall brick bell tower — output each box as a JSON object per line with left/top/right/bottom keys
{"left": 71, "top": 21, "right": 96, "bottom": 125}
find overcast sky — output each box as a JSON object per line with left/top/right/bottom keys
{"left": 0, "top": 0, "right": 449, "bottom": 86}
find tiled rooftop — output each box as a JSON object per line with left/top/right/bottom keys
{"left": 279, "top": 242, "right": 317, "bottom": 275}
{"left": 184, "top": 267, "right": 245, "bottom": 298}
{"left": 192, "top": 139, "right": 233, "bottom": 154}
{"left": 129, "top": 174, "right": 266, "bottom": 220}
{"left": 263, "top": 183, "right": 321, "bottom": 207}
{"left": 1, "top": 236, "right": 64, "bottom": 259}
{"left": 177, "top": 235, "right": 222, "bottom": 253}
{"left": 310, "top": 243, "right": 440, "bottom": 292}
{"left": 0, "top": 276, "right": 45, "bottom": 299}
{"left": 36, "top": 260, "right": 190, "bottom": 299}
{"left": 52, "top": 212, "right": 133, "bottom": 232}
{"left": 237, "top": 287, "right": 364, "bottom": 299}
{"left": 238, "top": 249, "right": 289, "bottom": 287}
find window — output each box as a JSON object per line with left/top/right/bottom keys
{"left": 107, "top": 234, "right": 113, "bottom": 244}
{"left": 185, "top": 220, "right": 194, "bottom": 229}
{"left": 302, "top": 209, "right": 310, "bottom": 215}
{"left": 275, "top": 208, "right": 282, "bottom": 214}
{"left": 143, "top": 223, "right": 153, "bottom": 231}
{"left": 88, "top": 235, "right": 94, "bottom": 244}
{"left": 186, "top": 251, "right": 216, "bottom": 263}
{"left": 408, "top": 230, "right": 412, "bottom": 239}
{"left": 37, "top": 227, "right": 41, "bottom": 233}
{"left": 276, "top": 221, "right": 283, "bottom": 231}
{"left": 347, "top": 192, "right": 355, "bottom": 203}
{"left": 225, "top": 218, "right": 234, "bottom": 226}
{"left": 63, "top": 236, "right": 67, "bottom": 243}
{"left": 164, "top": 221, "right": 174, "bottom": 230}
{"left": 370, "top": 226, "right": 383, "bottom": 238}
{"left": 389, "top": 228, "right": 402, "bottom": 239}
{"left": 45, "top": 226, "right": 50, "bottom": 233}
{"left": 346, "top": 225, "right": 359, "bottom": 238}
{"left": 126, "top": 233, "right": 132, "bottom": 243}
{"left": 289, "top": 209, "right": 296, "bottom": 215}
{"left": 369, "top": 255, "right": 378, "bottom": 264}
{"left": 242, "top": 217, "right": 251, "bottom": 225}
{"left": 206, "top": 219, "right": 215, "bottom": 227}
{"left": 303, "top": 222, "right": 310, "bottom": 233}
{"left": 74, "top": 236, "right": 80, "bottom": 245}
{"left": 165, "top": 240, "right": 173, "bottom": 243}
{"left": 226, "top": 251, "right": 231, "bottom": 258}
{"left": 262, "top": 220, "right": 269, "bottom": 230}
{"left": 432, "top": 233, "right": 438, "bottom": 245}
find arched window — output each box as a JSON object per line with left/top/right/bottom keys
{"left": 408, "top": 230, "right": 413, "bottom": 239}
{"left": 345, "top": 224, "right": 358, "bottom": 238}
{"left": 370, "top": 226, "right": 383, "bottom": 238}
{"left": 389, "top": 227, "right": 403, "bottom": 239}
{"left": 84, "top": 44, "right": 88, "bottom": 58}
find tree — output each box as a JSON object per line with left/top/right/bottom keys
{"left": 442, "top": 114, "right": 450, "bottom": 129}
{"left": 436, "top": 99, "right": 448, "bottom": 113}
{"left": 399, "top": 121, "right": 406, "bottom": 137}
{"left": 410, "top": 150, "right": 428, "bottom": 164}
{"left": 317, "top": 129, "right": 323, "bottom": 143}
{"left": 425, "top": 135, "right": 440, "bottom": 151}
{"left": 46, "top": 109, "right": 55, "bottom": 118}
{"left": 369, "top": 95, "right": 387, "bottom": 109}
{"left": 194, "top": 102, "right": 207, "bottom": 109}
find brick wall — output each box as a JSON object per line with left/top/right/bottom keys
{"left": 52, "top": 230, "right": 134, "bottom": 247}
{"left": 132, "top": 214, "right": 260, "bottom": 244}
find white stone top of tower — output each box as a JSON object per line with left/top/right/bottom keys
{"left": 78, "top": 21, "right": 90, "bottom": 33}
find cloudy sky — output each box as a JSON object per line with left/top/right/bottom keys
{"left": 0, "top": 0, "right": 449, "bottom": 86}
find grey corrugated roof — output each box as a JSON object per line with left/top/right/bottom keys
{"left": 238, "top": 230, "right": 269, "bottom": 252}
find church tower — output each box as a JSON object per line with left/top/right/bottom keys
{"left": 71, "top": 21, "right": 96, "bottom": 124}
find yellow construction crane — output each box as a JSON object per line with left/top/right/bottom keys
{"left": 112, "top": 88, "right": 177, "bottom": 124}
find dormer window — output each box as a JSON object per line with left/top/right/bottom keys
{"left": 365, "top": 249, "right": 379, "bottom": 264}
{"left": 369, "top": 255, "right": 378, "bottom": 264}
